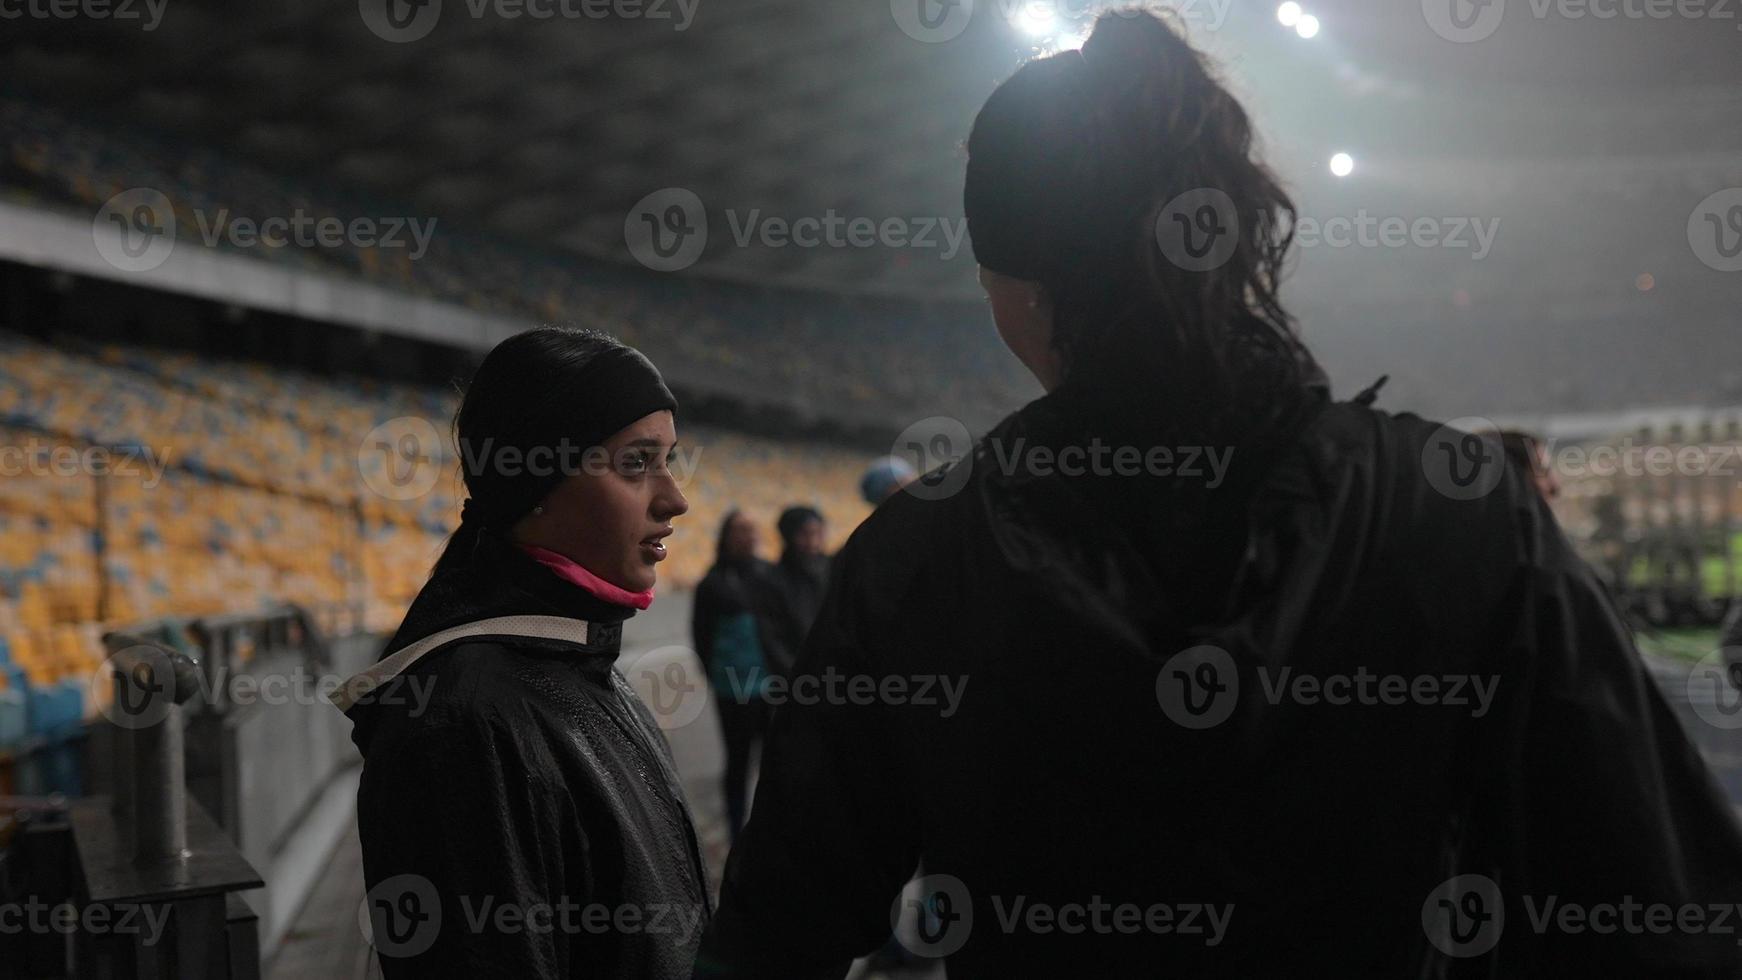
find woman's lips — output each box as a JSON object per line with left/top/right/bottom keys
{"left": 640, "top": 529, "right": 671, "bottom": 561}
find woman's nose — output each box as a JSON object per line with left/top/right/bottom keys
{"left": 655, "top": 478, "right": 689, "bottom": 520}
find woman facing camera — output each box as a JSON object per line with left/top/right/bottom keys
{"left": 696, "top": 10, "right": 1742, "bottom": 979}
{"left": 335, "top": 327, "right": 707, "bottom": 979}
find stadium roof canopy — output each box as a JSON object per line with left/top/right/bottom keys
{"left": 2, "top": 0, "right": 1740, "bottom": 304}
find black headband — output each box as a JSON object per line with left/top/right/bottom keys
{"left": 964, "top": 48, "right": 1127, "bottom": 282}
{"left": 461, "top": 344, "right": 677, "bottom": 532}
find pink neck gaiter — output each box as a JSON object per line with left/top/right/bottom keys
{"left": 515, "top": 542, "right": 655, "bottom": 610}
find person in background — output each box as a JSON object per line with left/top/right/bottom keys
{"left": 858, "top": 455, "right": 916, "bottom": 506}
{"left": 1497, "top": 429, "right": 1561, "bottom": 501}
{"left": 691, "top": 509, "right": 774, "bottom": 840}
{"left": 759, "top": 506, "right": 831, "bottom": 680}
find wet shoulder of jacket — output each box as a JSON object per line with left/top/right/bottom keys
{"left": 348, "top": 633, "right": 618, "bottom": 763}
{"left": 1297, "top": 402, "right": 1572, "bottom": 616}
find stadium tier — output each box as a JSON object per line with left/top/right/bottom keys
{"left": 1, "top": 97, "right": 1032, "bottom": 433}
{"left": 0, "top": 329, "right": 872, "bottom": 729}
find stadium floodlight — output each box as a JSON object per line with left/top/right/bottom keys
{"left": 1330, "top": 152, "right": 1355, "bottom": 177}
{"left": 1277, "top": 2, "right": 1302, "bottom": 27}
{"left": 1295, "top": 14, "right": 1321, "bottom": 38}
{"left": 1052, "top": 27, "right": 1090, "bottom": 51}
{"left": 1014, "top": 1, "right": 1059, "bottom": 38}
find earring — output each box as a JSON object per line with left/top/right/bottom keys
{"left": 532, "top": 506, "right": 544, "bottom": 516}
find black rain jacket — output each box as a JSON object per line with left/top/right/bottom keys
{"left": 342, "top": 532, "right": 710, "bottom": 979}
{"left": 697, "top": 388, "right": 1742, "bottom": 979}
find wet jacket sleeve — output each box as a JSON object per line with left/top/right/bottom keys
{"left": 1485, "top": 498, "right": 1742, "bottom": 975}
{"left": 359, "top": 712, "right": 586, "bottom": 979}
{"left": 694, "top": 534, "right": 923, "bottom": 979}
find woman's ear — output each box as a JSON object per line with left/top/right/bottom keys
{"left": 979, "top": 266, "right": 1065, "bottom": 392}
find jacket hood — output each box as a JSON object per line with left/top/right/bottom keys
{"left": 970, "top": 368, "right": 1332, "bottom": 639}
{"left": 384, "top": 533, "right": 638, "bottom": 653}
{"left": 338, "top": 533, "right": 640, "bottom": 748}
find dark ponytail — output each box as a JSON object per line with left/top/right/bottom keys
{"left": 430, "top": 326, "right": 677, "bottom": 577}
{"left": 965, "top": 9, "right": 1320, "bottom": 448}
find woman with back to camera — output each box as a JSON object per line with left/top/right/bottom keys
{"left": 695, "top": 11, "right": 1742, "bottom": 978}
{"left": 333, "top": 327, "right": 708, "bottom": 979}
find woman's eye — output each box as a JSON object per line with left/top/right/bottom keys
{"left": 621, "top": 453, "right": 650, "bottom": 474}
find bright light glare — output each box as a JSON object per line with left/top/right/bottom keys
{"left": 1277, "top": 2, "right": 1302, "bottom": 27}
{"left": 1296, "top": 14, "right": 1321, "bottom": 38}
{"left": 1052, "top": 27, "right": 1089, "bottom": 51}
{"left": 1014, "top": 2, "right": 1058, "bottom": 37}
{"left": 1330, "top": 152, "right": 1355, "bottom": 177}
